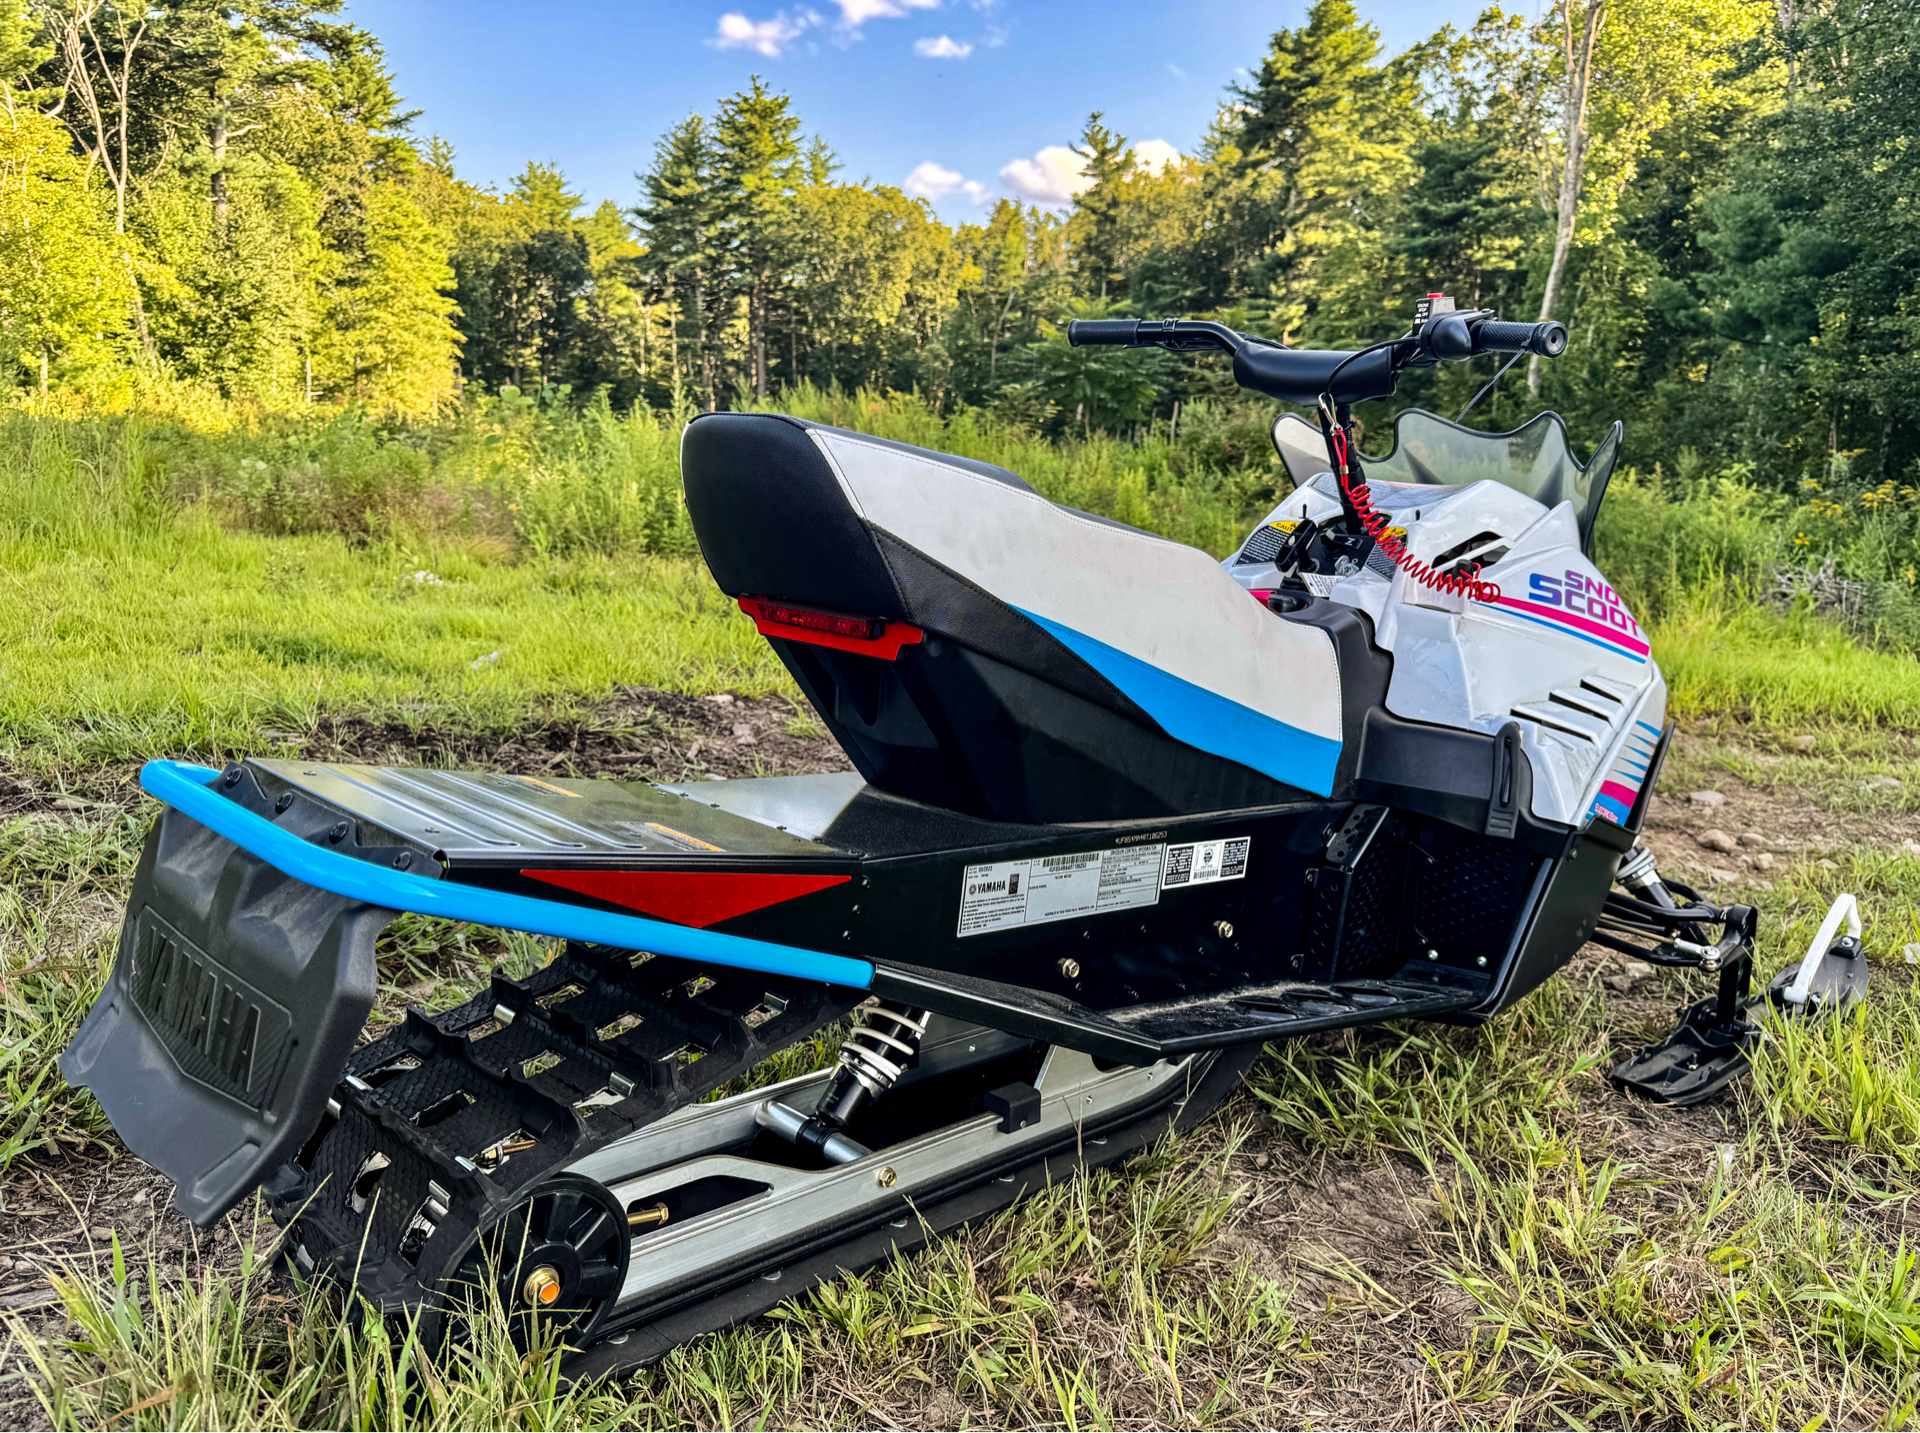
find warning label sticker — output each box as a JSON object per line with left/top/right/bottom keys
{"left": 957, "top": 844, "right": 1165, "bottom": 938}
{"left": 1161, "top": 837, "right": 1251, "bottom": 890}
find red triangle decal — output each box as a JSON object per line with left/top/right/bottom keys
{"left": 521, "top": 869, "right": 851, "bottom": 929}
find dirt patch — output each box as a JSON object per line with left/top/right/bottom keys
{"left": 1638, "top": 728, "right": 1920, "bottom": 894}
{"left": 311, "top": 684, "right": 851, "bottom": 783}
{"left": 0, "top": 767, "right": 130, "bottom": 823}
{"left": 0, "top": 1147, "right": 263, "bottom": 1431}
{"left": 1, "top": 687, "right": 853, "bottom": 828}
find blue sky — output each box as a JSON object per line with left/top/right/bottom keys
{"left": 347, "top": 0, "right": 1504, "bottom": 224}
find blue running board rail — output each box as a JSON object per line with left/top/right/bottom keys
{"left": 140, "top": 760, "right": 877, "bottom": 991}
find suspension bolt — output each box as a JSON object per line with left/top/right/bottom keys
{"left": 876, "top": 1167, "right": 897, "bottom": 1189}
{"left": 1057, "top": 957, "right": 1081, "bottom": 980}
{"left": 1475, "top": 956, "right": 1488, "bottom": 968}
{"left": 1213, "top": 920, "right": 1234, "bottom": 940}
{"left": 1427, "top": 949, "right": 1440, "bottom": 962}
{"left": 522, "top": 1265, "right": 562, "bottom": 1308}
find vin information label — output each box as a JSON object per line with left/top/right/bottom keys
{"left": 958, "top": 844, "right": 1166, "bottom": 937}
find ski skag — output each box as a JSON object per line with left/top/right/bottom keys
{"left": 63, "top": 291, "right": 1865, "bottom": 1370}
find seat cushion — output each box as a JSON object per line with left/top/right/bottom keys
{"left": 682, "top": 412, "right": 1348, "bottom": 798}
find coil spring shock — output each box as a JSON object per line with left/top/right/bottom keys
{"left": 1320, "top": 400, "right": 1501, "bottom": 604}
{"left": 753, "top": 1003, "right": 931, "bottom": 1164}
{"left": 815, "top": 1004, "right": 929, "bottom": 1128}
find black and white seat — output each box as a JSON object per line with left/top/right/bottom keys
{"left": 682, "top": 413, "right": 1369, "bottom": 823}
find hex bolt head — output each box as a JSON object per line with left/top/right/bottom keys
{"left": 1213, "top": 920, "right": 1235, "bottom": 940}
{"left": 1475, "top": 955, "right": 1488, "bottom": 968}
{"left": 1427, "top": 948, "right": 1440, "bottom": 961}
{"left": 1057, "top": 957, "right": 1082, "bottom": 980}
{"left": 877, "top": 1167, "right": 897, "bottom": 1189}
{"left": 522, "top": 1265, "right": 562, "bottom": 1308}
{"left": 328, "top": 821, "right": 350, "bottom": 844}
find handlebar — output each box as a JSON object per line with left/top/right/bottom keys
{"left": 1066, "top": 310, "right": 1568, "bottom": 405}
{"left": 1067, "top": 319, "right": 1141, "bottom": 346}
{"left": 1472, "top": 319, "right": 1567, "bottom": 357}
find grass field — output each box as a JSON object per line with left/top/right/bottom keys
{"left": 3, "top": 400, "right": 1920, "bottom": 1430}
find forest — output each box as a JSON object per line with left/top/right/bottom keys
{"left": 0, "top": 0, "right": 1912, "bottom": 486}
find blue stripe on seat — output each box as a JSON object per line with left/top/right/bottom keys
{"left": 1015, "top": 607, "right": 1342, "bottom": 797}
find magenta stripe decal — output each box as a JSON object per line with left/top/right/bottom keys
{"left": 1484, "top": 593, "right": 1650, "bottom": 656}
{"left": 1599, "top": 780, "right": 1640, "bottom": 807}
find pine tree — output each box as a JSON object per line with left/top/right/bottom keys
{"left": 511, "top": 160, "right": 583, "bottom": 230}
{"left": 713, "top": 77, "right": 800, "bottom": 398}
{"left": 320, "top": 183, "right": 458, "bottom": 415}
{"left": 635, "top": 114, "right": 723, "bottom": 408}
{"left": 1230, "top": 0, "right": 1421, "bottom": 336}
{"left": 1068, "top": 112, "right": 1132, "bottom": 298}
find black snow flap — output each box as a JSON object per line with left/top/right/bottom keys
{"left": 60, "top": 803, "right": 389, "bottom": 1226}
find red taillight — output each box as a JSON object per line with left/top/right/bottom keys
{"left": 751, "top": 600, "right": 882, "bottom": 641}
{"left": 738, "top": 597, "right": 924, "bottom": 660}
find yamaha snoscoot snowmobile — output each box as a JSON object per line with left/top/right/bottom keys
{"left": 60, "top": 297, "right": 1868, "bottom": 1370}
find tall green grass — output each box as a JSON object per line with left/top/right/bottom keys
{"left": 7, "top": 390, "right": 1920, "bottom": 763}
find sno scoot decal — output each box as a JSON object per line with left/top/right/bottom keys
{"left": 1481, "top": 571, "right": 1650, "bottom": 663}
{"left": 1012, "top": 607, "right": 1342, "bottom": 796}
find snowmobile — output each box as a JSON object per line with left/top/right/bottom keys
{"left": 59, "top": 296, "right": 1867, "bottom": 1370}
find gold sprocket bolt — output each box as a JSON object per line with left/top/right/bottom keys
{"left": 522, "top": 1264, "right": 562, "bottom": 1308}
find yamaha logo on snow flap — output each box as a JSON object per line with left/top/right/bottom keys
{"left": 129, "top": 911, "right": 292, "bottom": 1105}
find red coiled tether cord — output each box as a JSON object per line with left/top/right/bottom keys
{"left": 1323, "top": 410, "right": 1501, "bottom": 604}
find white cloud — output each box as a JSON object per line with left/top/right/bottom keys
{"left": 914, "top": 34, "right": 972, "bottom": 57}
{"left": 999, "top": 145, "right": 1091, "bottom": 206}
{"left": 904, "top": 161, "right": 992, "bottom": 205}
{"left": 1130, "top": 139, "right": 1181, "bottom": 173}
{"left": 834, "top": 0, "right": 937, "bottom": 27}
{"left": 904, "top": 161, "right": 965, "bottom": 200}
{"left": 998, "top": 138, "right": 1184, "bottom": 208}
{"left": 714, "top": 11, "right": 811, "bottom": 55}
{"left": 1166, "top": 63, "right": 1187, "bottom": 80}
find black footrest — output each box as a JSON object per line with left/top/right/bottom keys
{"left": 1106, "top": 976, "right": 1479, "bottom": 1051}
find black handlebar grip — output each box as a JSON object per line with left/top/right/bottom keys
{"left": 1474, "top": 319, "right": 1569, "bottom": 358}
{"left": 1067, "top": 319, "right": 1140, "bottom": 347}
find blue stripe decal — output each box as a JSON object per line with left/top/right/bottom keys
{"left": 1617, "top": 758, "right": 1649, "bottom": 775}
{"left": 1015, "top": 607, "right": 1342, "bottom": 797}
{"left": 139, "top": 761, "right": 875, "bottom": 990}
{"left": 1635, "top": 720, "right": 1661, "bottom": 734}
{"left": 1498, "top": 608, "right": 1649, "bottom": 663}
{"left": 1591, "top": 792, "right": 1632, "bottom": 823}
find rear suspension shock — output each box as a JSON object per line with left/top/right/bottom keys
{"left": 756, "top": 1003, "right": 929, "bottom": 1164}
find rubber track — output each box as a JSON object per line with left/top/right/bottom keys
{"left": 264, "top": 941, "right": 864, "bottom": 1316}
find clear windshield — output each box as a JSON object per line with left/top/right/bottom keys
{"left": 1272, "top": 408, "right": 1623, "bottom": 548}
